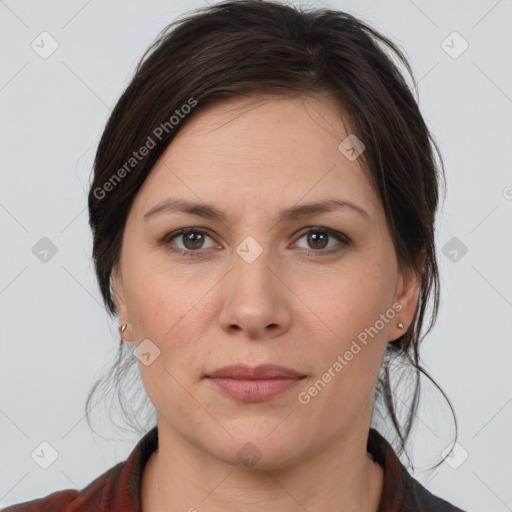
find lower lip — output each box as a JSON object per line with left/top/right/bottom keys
{"left": 206, "top": 377, "right": 304, "bottom": 402}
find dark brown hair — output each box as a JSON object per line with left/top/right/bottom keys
{"left": 86, "top": 0, "right": 456, "bottom": 469}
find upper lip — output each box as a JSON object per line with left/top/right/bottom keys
{"left": 206, "top": 364, "right": 305, "bottom": 380}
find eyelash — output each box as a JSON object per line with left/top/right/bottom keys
{"left": 161, "top": 227, "right": 351, "bottom": 258}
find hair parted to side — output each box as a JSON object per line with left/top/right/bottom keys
{"left": 86, "top": 0, "right": 457, "bottom": 469}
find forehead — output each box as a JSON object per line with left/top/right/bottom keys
{"left": 134, "top": 94, "right": 381, "bottom": 221}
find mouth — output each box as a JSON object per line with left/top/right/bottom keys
{"left": 205, "top": 364, "right": 307, "bottom": 402}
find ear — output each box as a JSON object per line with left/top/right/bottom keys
{"left": 112, "top": 264, "right": 134, "bottom": 342}
{"left": 389, "top": 261, "right": 423, "bottom": 342}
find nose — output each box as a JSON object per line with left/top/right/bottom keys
{"left": 217, "top": 244, "right": 291, "bottom": 340}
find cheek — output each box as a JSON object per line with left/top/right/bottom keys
{"left": 121, "top": 253, "right": 218, "bottom": 378}
{"left": 121, "top": 247, "right": 190, "bottom": 336}
{"left": 309, "top": 262, "right": 393, "bottom": 341}
{"left": 302, "top": 280, "right": 390, "bottom": 414}
{"left": 123, "top": 274, "right": 169, "bottom": 339}
{"left": 296, "top": 259, "right": 394, "bottom": 396}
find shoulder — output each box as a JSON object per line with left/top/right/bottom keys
{"left": 368, "top": 428, "right": 468, "bottom": 512}
{"left": 1, "top": 489, "right": 80, "bottom": 512}
{"left": 1, "top": 427, "right": 158, "bottom": 512}
{"left": 1, "top": 462, "right": 124, "bottom": 512}
{"left": 402, "top": 475, "right": 468, "bottom": 512}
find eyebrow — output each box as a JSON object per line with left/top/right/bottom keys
{"left": 143, "top": 197, "right": 371, "bottom": 223}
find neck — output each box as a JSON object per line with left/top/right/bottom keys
{"left": 141, "top": 416, "right": 383, "bottom": 512}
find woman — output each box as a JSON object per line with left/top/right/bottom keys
{"left": 3, "top": 1, "right": 467, "bottom": 511}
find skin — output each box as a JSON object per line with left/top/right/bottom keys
{"left": 113, "top": 94, "right": 421, "bottom": 512}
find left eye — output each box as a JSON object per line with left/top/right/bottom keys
{"left": 162, "top": 227, "right": 350, "bottom": 256}
{"left": 293, "top": 227, "right": 349, "bottom": 254}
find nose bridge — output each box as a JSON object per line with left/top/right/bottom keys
{"left": 230, "top": 194, "right": 276, "bottom": 265}
{"left": 226, "top": 200, "right": 290, "bottom": 297}
{"left": 231, "top": 233, "right": 276, "bottom": 299}
{"left": 217, "top": 232, "right": 288, "bottom": 336}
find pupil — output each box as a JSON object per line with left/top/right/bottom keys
{"left": 309, "top": 232, "right": 327, "bottom": 249}
{"left": 186, "top": 232, "right": 203, "bottom": 249}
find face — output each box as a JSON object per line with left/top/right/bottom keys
{"left": 113, "top": 94, "right": 420, "bottom": 469}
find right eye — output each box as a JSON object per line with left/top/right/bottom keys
{"left": 162, "top": 227, "right": 220, "bottom": 256}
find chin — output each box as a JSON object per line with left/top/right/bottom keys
{"left": 202, "top": 426, "right": 304, "bottom": 470}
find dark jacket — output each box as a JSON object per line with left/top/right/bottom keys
{"left": 2, "top": 426, "right": 467, "bottom": 511}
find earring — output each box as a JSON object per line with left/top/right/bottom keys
{"left": 119, "top": 324, "right": 127, "bottom": 334}
{"left": 398, "top": 322, "right": 404, "bottom": 329}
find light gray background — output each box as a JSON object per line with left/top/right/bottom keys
{"left": 1, "top": 0, "right": 511, "bottom": 511}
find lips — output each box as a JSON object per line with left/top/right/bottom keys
{"left": 205, "top": 364, "right": 306, "bottom": 402}
{"left": 206, "top": 364, "right": 305, "bottom": 380}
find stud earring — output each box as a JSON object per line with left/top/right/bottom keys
{"left": 119, "top": 324, "right": 127, "bottom": 334}
{"left": 397, "top": 322, "right": 404, "bottom": 329}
